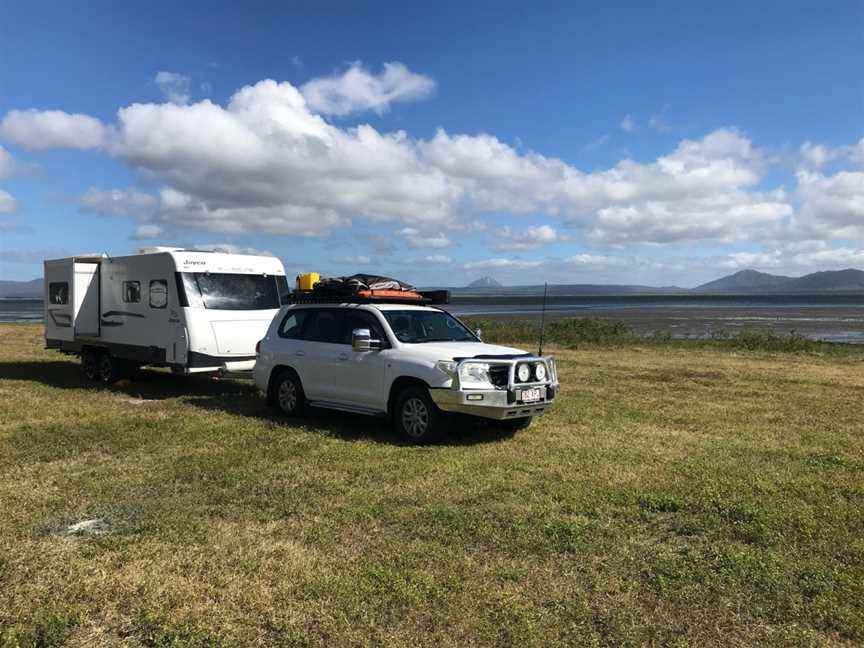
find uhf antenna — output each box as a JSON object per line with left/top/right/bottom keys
{"left": 538, "top": 282, "right": 548, "bottom": 356}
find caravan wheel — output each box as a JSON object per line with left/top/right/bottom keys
{"left": 81, "top": 350, "right": 100, "bottom": 382}
{"left": 98, "top": 353, "right": 120, "bottom": 384}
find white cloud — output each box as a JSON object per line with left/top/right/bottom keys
{"left": 188, "top": 243, "right": 274, "bottom": 256}
{"left": 0, "top": 109, "right": 106, "bottom": 150}
{"left": 620, "top": 115, "right": 636, "bottom": 132}
{"left": 79, "top": 187, "right": 157, "bottom": 216}
{"left": 795, "top": 169, "right": 864, "bottom": 239}
{"left": 648, "top": 110, "right": 670, "bottom": 133}
{"left": 464, "top": 258, "right": 544, "bottom": 270}
{"left": 0, "top": 145, "right": 16, "bottom": 178}
{"left": 155, "top": 71, "right": 192, "bottom": 104}
{"left": 334, "top": 254, "right": 372, "bottom": 264}
{"left": 133, "top": 224, "right": 165, "bottom": 239}
{"left": 494, "top": 224, "right": 561, "bottom": 250}
{"left": 300, "top": 61, "right": 435, "bottom": 116}
{"left": 0, "top": 189, "right": 17, "bottom": 213}
{"left": 398, "top": 227, "right": 451, "bottom": 249}
{"left": 406, "top": 254, "right": 451, "bottom": 265}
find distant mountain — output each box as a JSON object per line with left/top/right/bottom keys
{"left": 467, "top": 276, "right": 503, "bottom": 289}
{"left": 696, "top": 269, "right": 793, "bottom": 292}
{"left": 696, "top": 268, "right": 864, "bottom": 293}
{"left": 0, "top": 279, "right": 41, "bottom": 298}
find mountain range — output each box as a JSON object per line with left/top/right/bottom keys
{"left": 2, "top": 269, "right": 863, "bottom": 298}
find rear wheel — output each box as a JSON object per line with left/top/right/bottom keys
{"left": 394, "top": 386, "right": 448, "bottom": 444}
{"left": 270, "top": 370, "right": 306, "bottom": 416}
{"left": 98, "top": 353, "right": 120, "bottom": 384}
{"left": 81, "top": 349, "right": 100, "bottom": 381}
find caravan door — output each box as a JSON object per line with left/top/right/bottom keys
{"left": 167, "top": 306, "right": 188, "bottom": 365}
{"left": 73, "top": 262, "right": 100, "bottom": 337}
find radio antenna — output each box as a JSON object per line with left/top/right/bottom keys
{"left": 538, "top": 282, "right": 548, "bottom": 356}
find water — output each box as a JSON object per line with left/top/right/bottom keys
{"left": 5, "top": 295, "right": 864, "bottom": 343}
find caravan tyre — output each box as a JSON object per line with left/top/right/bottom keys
{"left": 98, "top": 353, "right": 120, "bottom": 384}
{"left": 81, "top": 350, "right": 100, "bottom": 382}
{"left": 271, "top": 370, "right": 306, "bottom": 417}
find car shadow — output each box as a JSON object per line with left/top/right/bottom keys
{"left": 0, "top": 360, "right": 517, "bottom": 446}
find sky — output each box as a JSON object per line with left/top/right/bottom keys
{"left": 0, "top": 1, "right": 862, "bottom": 287}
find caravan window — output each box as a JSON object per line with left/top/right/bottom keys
{"left": 49, "top": 282, "right": 69, "bottom": 305}
{"left": 149, "top": 280, "right": 168, "bottom": 308}
{"left": 122, "top": 281, "right": 141, "bottom": 303}
{"left": 179, "top": 273, "right": 281, "bottom": 310}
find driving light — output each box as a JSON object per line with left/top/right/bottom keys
{"left": 458, "top": 361, "right": 494, "bottom": 389}
{"left": 517, "top": 363, "right": 531, "bottom": 382}
{"left": 535, "top": 363, "right": 547, "bottom": 381}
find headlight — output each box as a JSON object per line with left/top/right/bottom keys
{"left": 458, "top": 361, "right": 493, "bottom": 389}
{"left": 535, "top": 363, "right": 547, "bottom": 381}
{"left": 517, "top": 363, "right": 531, "bottom": 382}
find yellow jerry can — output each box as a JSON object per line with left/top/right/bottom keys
{"left": 296, "top": 272, "right": 320, "bottom": 291}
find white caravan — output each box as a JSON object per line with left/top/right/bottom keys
{"left": 44, "top": 248, "right": 287, "bottom": 381}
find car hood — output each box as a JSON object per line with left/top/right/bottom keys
{"left": 398, "top": 341, "right": 531, "bottom": 362}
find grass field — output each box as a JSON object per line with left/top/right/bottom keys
{"left": 1, "top": 321, "right": 863, "bottom": 647}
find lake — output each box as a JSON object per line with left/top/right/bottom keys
{"left": 5, "top": 294, "right": 864, "bottom": 343}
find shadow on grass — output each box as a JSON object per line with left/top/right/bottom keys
{"left": 0, "top": 360, "right": 516, "bottom": 447}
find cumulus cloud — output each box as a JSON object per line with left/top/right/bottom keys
{"left": 0, "top": 145, "right": 16, "bottom": 178}
{"left": 405, "top": 254, "right": 451, "bottom": 265}
{"left": 334, "top": 254, "right": 372, "bottom": 264}
{"left": 0, "top": 189, "right": 17, "bottom": 213}
{"left": 795, "top": 169, "right": 864, "bottom": 239}
{"left": 464, "top": 258, "right": 544, "bottom": 270}
{"left": 620, "top": 115, "right": 636, "bottom": 132}
{"left": 0, "top": 109, "right": 106, "bottom": 150}
{"left": 79, "top": 187, "right": 158, "bottom": 216}
{"left": 2, "top": 72, "right": 843, "bottom": 250}
{"left": 154, "top": 71, "right": 192, "bottom": 104}
{"left": 398, "top": 227, "right": 451, "bottom": 249}
{"left": 133, "top": 224, "right": 165, "bottom": 239}
{"left": 494, "top": 224, "right": 561, "bottom": 250}
{"left": 300, "top": 61, "right": 435, "bottom": 116}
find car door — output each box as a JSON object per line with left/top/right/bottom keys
{"left": 297, "top": 308, "right": 345, "bottom": 402}
{"left": 270, "top": 307, "right": 311, "bottom": 384}
{"left": 329, "top": 309, "right": 389, "bottom": 411}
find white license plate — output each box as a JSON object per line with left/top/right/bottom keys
{"left": 519, "top": 387, "right": 544, "bottom": 403}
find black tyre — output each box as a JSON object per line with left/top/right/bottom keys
{"left": 270, "top": 369, "right": 306, "bottom": 416}
{"left": 502, "top": 416, "right": 533, "bottom": 431}
{"left": 81, "top": 349, "right": 100, "bottom": 382}
{"left": 394, "top": 386, "right": 449, "bottom": 444}
{"left": 98, "top": 353, "right": 120, "bottom": 384}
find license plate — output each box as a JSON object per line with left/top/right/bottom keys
{"left": 519, "top": 387, "right": 544, "bottom": 403}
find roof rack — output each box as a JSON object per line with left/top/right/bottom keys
{"left": 283, "top": 289, "right": 450, "bottom": 306}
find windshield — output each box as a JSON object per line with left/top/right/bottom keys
{"left": 177, "top": 272, "right": 286, "bottom": 310}
{"left": 383, "top": 309, "right": 476, "bottom": 343}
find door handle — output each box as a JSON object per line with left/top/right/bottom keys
{"left": 295, "top": 351, "right": 305, "bottom": 357}
{"left": 338, "top": 353, "right": 349, "bottom": 361}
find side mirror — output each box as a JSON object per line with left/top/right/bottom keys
{"left": 352, "top": 328, "right": 381, "bottom": 352}
{"left": 475, "top": 328, "right": 482, "bottom": 340}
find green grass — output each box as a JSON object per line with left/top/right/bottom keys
{"left": 1, "top": 322, "right": 863, "bottom": 646}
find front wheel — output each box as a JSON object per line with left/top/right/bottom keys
{"left": 394, "top": 386, "right": 449, "bottom": 444}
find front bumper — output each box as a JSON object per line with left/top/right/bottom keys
{"left": 430, "top": 383, "right": 558, "bottom": 420}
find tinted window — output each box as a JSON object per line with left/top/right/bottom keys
{"left": 342, "top": 310, "right": 387, "bottom": 345}
{"left": 181, "top": 273, "right": 280, "bottom": 310}
{"left": 122, "top": 281, "right": 141, "bottom": 303}
{"left": 383, "top": 310, "right": 475, "bottom": 343}
{"left": 49, "top": 282, "right": 69, "bottom": 305}
{"left": 149, "top": 280, "right": 168, "bottom": 308}
{"left": 278, "top": 310, "right": 309, "bottom": 339}
{"left": 304, "top": 309, "right": 343, "bottom": 344}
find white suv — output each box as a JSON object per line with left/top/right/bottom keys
{"left": 254, "top": 303, "right": 558, "bottom": 443}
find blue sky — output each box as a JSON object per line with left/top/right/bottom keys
{"left": 1, "top": 1, "right": 862, "bottom": 286}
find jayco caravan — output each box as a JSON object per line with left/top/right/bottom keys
{"left": 44, "top": 248, "right": 288, "bottom": 381}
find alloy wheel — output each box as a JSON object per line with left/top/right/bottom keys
{"left": 401, "top": 397, "right": 430, "bottom": 438}
{"left": 278, "top": 379, "right": 297, "bottom": 413}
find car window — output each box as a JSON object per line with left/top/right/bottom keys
{"left": 342, "top": 310, "right": 387, "bottom": 345}
{"left": 303, "top": 309, "right": 343, "bottom": 344}
{"left": 278, "top": 310, "right": 308, "bottom": 339}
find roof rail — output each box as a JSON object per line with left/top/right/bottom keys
{"left": 283, "top": 289, "right": 450, "bottom": 306}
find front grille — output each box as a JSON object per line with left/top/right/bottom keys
{"left": 488, "top": 364, "right": 510, "bottom": 388}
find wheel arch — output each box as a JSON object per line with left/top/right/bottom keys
{"left": 266, "top": 364, "right": 300, "bottom": 403}
{"left": 387, "top": 376, "right": 431, "bottom": 417}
